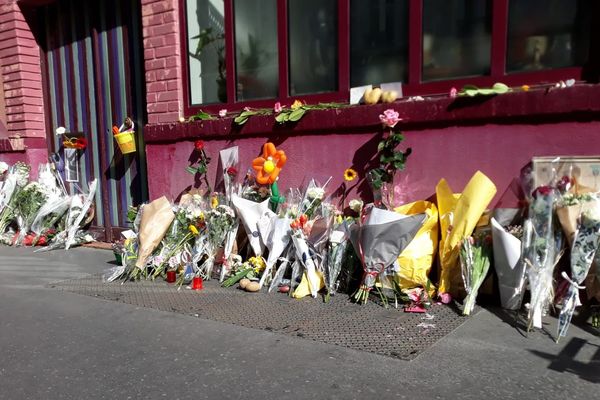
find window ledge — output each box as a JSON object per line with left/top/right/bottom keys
{"left": 144, "top": 84, "right": 600, "bottom": 143}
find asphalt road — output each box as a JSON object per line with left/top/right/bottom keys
{"left": 0, "top": 246, "right": 598, "bottom": 400}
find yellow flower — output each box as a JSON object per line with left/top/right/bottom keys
{"left": 189, "top": 225, "right": 199, "bottom": 235}
{"left": 291, "top": 99, "right": 304, "bottom": 110}
{"left": 249, "top": 256, "right": 266, "bottom": 273}
{"left": 343, "top": 168, "right": 358, "bottom": 181}
{"left": 210, "top": 195, "right": 219, "bottom": 209}
{"left": 521, "top": 85, "right": 530, "bottom": 92}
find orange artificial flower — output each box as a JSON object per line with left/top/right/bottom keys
{"left": 252, "top": 142, "right": 287, "bottom": 185}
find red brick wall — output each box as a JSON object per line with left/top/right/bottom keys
{"left": 0, "top": 0, "right": 46, "bottom": 140}
{"left": 141, "top": 0, "right": 184, "bottom": 124}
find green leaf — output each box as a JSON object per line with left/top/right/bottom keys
{"left": 492, "top": 82, "right": 509, "bottom": 93}
{"left": 189, "top": 110, "right": 215, "bottom": 121}
{"left": 288, "top": 107, "right": 307, "bottom": 122}
{"left": 275, "top": 113, "right": 288, "bottom": 123}
{"left": 377, "top": 141, "right": 385, "bottom": 152}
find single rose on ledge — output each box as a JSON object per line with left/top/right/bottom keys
{"left": 218, "top": 109, "right": 227, "bottom": 118}
{"left": 379, "top": 109, "right": 401, "bottom": 129}
{"left": 194, "top": 140, "right": 205, "bottom": 151}
{"left": 273, "top": 102, "right": 283, "bottom": 113}
{"left": 449, "top": 87, "right": 458, "bottom": 98}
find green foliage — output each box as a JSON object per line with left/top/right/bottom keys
{"left": 458, "top": 82, "right": 510, "bottom": 97}
{"left": 369, "top": 132, "right": 412, "bottom": 190}
{"left": 188, "top": 110, "right": 216, "bottom": 122}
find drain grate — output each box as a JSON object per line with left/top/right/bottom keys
{"left": 50, "top": 275, "right": 471, "bottom": 360}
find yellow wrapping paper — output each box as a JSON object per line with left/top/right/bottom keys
{"left": 437, "top": 171, "right": 497, "bottom": 296}
{"left": 292, "top": 271, "right": 325, "bottom": 299}
{"left": 391, "top": 201, "right": 439, "bottom": 291}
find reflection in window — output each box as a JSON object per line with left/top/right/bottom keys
{"left": 350, "top": 0, "right": 408, "bottom": 87}
{"left": 422, "top": 0, "right": 491, "bottom": 81}
{"left": 234, "top": 0, "right": 278, "bottom": 101}
{"left": 507, "top": 0, "right": 591, "bottom": 72}
{"left": 289, "top": 0, "right": 337, "bottom": 96}
{"left": 186, "top": 0, "right": 226, "bottom": 105}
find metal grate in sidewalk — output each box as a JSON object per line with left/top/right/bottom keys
{"left": 50, "top": 275, "right": 471, "bottom": 360}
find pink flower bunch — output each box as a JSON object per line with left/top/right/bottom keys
{"left": 379, "top": 109, "right": 401, "bottom": 128}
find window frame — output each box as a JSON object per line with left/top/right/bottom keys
{"left": 179, "top": 0, "right": 596, "bottom": 117}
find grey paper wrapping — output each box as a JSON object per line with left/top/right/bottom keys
{"left": 232, "top": 194, "right": 270, "bottom": 256}
{"left": 491, "top": 217, "right": 524, "bottom": 310}
{"left": 350, "top": 211, "right": 427, "bottom": 270}
{"left": 135, "top": 196, "right": 175, "bottom": 268}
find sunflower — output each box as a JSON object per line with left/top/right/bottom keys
{"left": 343, "top": 168, "right": 358, "bottom": 182}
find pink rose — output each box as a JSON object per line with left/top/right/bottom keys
{"left": 379, "top": 109, "right": 401, "bottom": 128}
{"left": 243, "top": 106, "right": 251, "bottom": 112}
{"left": 273, "top": 102, "right": 282, "bottom": 113}
{"left": 218, "top": 109, "right": 227, "bottom": 118}
{"left": 449, "top": 87, "right": 458, "bottom": 98}
{"left": 438, "top": 292, "right": 452, "bottom": 304}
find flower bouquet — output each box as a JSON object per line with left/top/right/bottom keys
{"left": 557, "top": 202, "right": 600, "bottom": 339}
{"left": 349, "top": 204, "right": 426, "bottom": 304}
{"left": 523, "top": 185, "right": 563, "bottom": 330}
{"left": 197, "top": 204, "right": 236, "bottom": 280}
{"left": 0, "top": 162, "right": 30, "bottom": 233}
{"left": 459, "top": 233, "right": 492, "bottom": 315}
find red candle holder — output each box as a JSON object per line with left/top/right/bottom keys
{"left": 166, "top": 270, "right": 176, "bottom": 283}
{"left": 192, "top": 276, "right": 203, "bottom": 290}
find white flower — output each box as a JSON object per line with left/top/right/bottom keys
{"left": 0, "top": 161, "right": 8, "bottom": 174}
{"left": 349, "top": 199, "right": 363, "bottom": 213}
{"left": 307, "top": 187, "right": 325, "bottom": 200}
{"left": 55, "top": 126, "right": 66, "bottom": 136}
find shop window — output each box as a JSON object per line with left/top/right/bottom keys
{"left": 234, "top": 0, "right": 279, "bottom": 101}
{"left": 180, "top": 0, "right": 596, "bottom": 115}
{"left": 507, "top": 0, "right": 592, "bottom": 73}
{"left": 185, "top": 0, "right": 226, "bottom": 105}
{"left": 350, "top": 0, "right": 408, "bottom": 87}
{"left": 288, "top": 0, "right": 338, "bottom": 96}
{"left": 422, "top": 0, "right": 492, "bottom": 81}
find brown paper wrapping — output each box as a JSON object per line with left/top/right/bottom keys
{"left": 135, "top": 196, "right": 175, "bottom": 269}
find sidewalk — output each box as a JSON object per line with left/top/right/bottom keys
{"left": 0, "top": 246, "right": 598, "bottom": 400}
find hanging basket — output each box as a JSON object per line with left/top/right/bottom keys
{"left": 114, "top": 121, "right": 136, "bottom": 154}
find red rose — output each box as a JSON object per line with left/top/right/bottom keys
{"left": 194, "top": 140, "right": 204, "bottom": 151}
{"left": 226, "top": 166, "right": 237, "bottom": 176}
{"left": 75, "top": 137, "right": 88, "bottom": 150}
{"left": 37, "top": 236, "right": 47, "bottom": 246}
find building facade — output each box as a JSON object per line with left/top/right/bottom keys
{"left": 1, "top": 0, "right": 599, "bottom": 240}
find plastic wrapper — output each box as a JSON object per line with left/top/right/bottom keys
{"left": 557, "top": 199, "right": 600, "bottom": 338}
{"left": 392, "top": 200, "right": 439, "bottom": 290}
{"left": 437, "top": 171, "right": 497, "bottom": 297}
{"left": 523, "top": 188, "right": 562, "bottom": 329}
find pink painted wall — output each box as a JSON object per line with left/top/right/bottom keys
{"left": 141, "top": 0, "right": 184, "bottom": 124}
{"left": 146, "top": 120, "right": 600, "bottom": 208}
